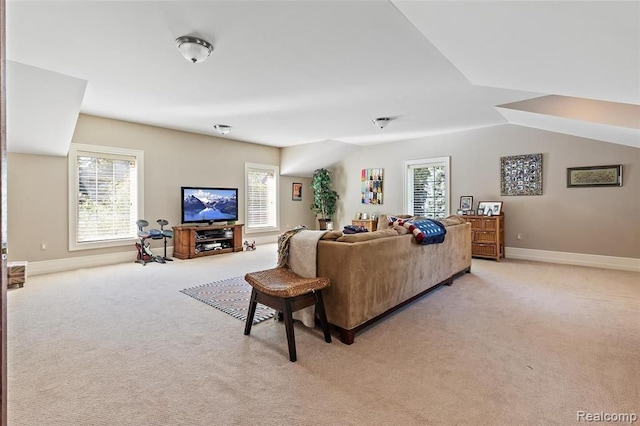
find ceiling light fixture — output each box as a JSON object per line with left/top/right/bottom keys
{"left": 372, "top": 117, "right": 391, "bottom": 129}
{"left": 214, "top": 124, "right": 232, "bottom": 135}
{"left": 176, "top": 36, "right": 213, "bottom": 63}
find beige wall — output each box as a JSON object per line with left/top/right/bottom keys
{"left": 332, "top": 124, "right": 639, "bottom": 259}
{"left": 8, "top": 117, "right": 639, "bottom": 264}
{"left": 7, "top": 114, "right": 315, "bottom": 262}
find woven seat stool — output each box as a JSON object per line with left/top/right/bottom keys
{"left": 244, "top": 267, "right": 332, "bottom": 362}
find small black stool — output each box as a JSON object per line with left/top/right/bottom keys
{"left": 244, "top": 267, "right": 332, "bottom": 362}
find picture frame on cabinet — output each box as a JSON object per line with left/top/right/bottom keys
{"left": 478, "top": 201, "right": 503, "bottom": 215}
{"left": 460, "top": 196, "right": 473, "bottom": 211}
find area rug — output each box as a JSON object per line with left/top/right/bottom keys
{"left": 180, "top": 276, "right": 276, "bottom": 324}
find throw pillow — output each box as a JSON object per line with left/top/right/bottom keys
{"left": 321, "top": 230, "right": 343, "bottom": 240}
{"left": 393, "top": 224, "right": 410, "bottom": 235}
{"left": 439, "top": 215, "right": 468, "bottom": 227}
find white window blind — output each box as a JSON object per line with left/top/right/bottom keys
{"left": 245, "top": 163, "right": 279, "bottom": 232}
{"left": 69, "top": 144, "right": 144, "bottom": 250}
{"left": 404, "top": 157, "right": 450, "bottom": 219}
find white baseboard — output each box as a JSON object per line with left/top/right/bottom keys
{"left": 506, "top": 247, "right": 640, "bottom": 272}
{"left": 26, "top": 244, "right": 639, "bottom": 276}
{"left": 27, "top": 246, "right": 175, "bottom": 276}
{"left": 25, "top": 237, "right": 278, "bottom": 276}
{"left": 242, "top": 234, "right": 278, "bottom": 247}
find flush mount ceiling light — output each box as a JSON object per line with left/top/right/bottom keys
{"left": 372, "top": 117, "right": 391, "bottom": 129}
{"left": 213, "top": 124, "right": 232, "bottom": 135}
{"left": 176, "top": 36, "right": 213, "bottom": 63}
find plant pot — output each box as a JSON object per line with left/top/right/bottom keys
{"left": 318, "top": 218, "right": 333, "bottom": 230}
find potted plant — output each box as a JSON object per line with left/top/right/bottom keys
{"left": 310, "top": 168, "right": 339, "bottom": 230}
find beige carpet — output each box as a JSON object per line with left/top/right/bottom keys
{"left": 7, "top": 245, "right": 639, "bottom": 425}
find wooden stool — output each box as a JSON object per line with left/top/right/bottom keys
{"left": 244, "top": 268, "right": 332, "bottom": 362}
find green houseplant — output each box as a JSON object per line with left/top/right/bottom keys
{"left": 310, "top": 168, "right": 339, "bottom": 230}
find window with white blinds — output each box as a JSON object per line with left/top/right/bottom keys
{"left": 245, "top": 163, "right": 279, "bottom": 232}
{"left": 68, "top": 144, "right": 144, "bottom": 250}
{"left": 404, "top": 157, "right": 450, "bottom": 219}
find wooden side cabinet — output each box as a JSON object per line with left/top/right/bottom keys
{"left": 352, "top": 219, "right": 377, "bottom": 232}
{"left": 172, "top": 224, "right": 244, "bottom": 260}
{"left": 467, "top": 214, "right": 504, "bottom": 261}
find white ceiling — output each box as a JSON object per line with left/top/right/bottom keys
{"left": 6, "top": 1, "right": 640, "bottom": 160}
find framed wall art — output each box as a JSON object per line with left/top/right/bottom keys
{"left": 567, "top": 165, "right": 622, "bottom": 188}
{"left": 292, "top": 182, "right": 302, "bottom": 201}
{"left": 361, "top": 168, "right": 383, "bottom": 204}
{"left": 500, "top": 153, "right": 543, "bottom": 196}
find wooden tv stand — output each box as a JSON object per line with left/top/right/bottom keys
{"left": 172, "top": 224, "right": 244, "bottom": 260}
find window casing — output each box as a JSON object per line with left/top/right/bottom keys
{"left": 245, "top": 163, "right": 279, "bottom": 233}
{"left": 68, "top": 144, "right": 144, "bottom": 251}
{"left": 404, "top": 157, "right": 451, "bottom": 219}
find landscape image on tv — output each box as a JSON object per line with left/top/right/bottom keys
{"left": 182, "top": 188, "right": 238, "bottom": 222}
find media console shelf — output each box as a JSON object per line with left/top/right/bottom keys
{"left": 172, "top": 224, "right": 244, "bottom": 259}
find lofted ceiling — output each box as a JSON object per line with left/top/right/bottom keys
{"left": 6, "top": 1, "right": 639, "bottom": 167}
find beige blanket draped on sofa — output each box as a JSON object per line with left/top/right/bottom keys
{"left": 286, "top": 230, "right": 327, "bottom": 327}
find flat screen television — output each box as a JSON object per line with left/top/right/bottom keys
{"left": 181, "top": 186, "right": 238, "bottom": 224}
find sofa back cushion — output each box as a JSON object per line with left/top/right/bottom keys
{"left": 439, "top": 215, "right": 468, "bottom": 226}
{"left": 377, "top": 214, "right": 389, "bottom": 229}
{"left": 321, "top": 230, "right": 343, "bottom": 240}
{"left": 336, "top": 228, "right": 398, "bottom": 243}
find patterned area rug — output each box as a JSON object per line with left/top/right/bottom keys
{"left": 180, "top": 276, "right": 276, "bottom": 324}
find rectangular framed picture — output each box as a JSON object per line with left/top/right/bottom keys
{"left": 292, "top": 182, "right": 302, "bottom": 201}
{"left": 567, "top": 165, "right": 622, "bottom": 187}
{"left": 460, "top": 196, "right": 473, "bottom": 211}
{"left": 478, "top": 201, "right": 503, "bottom": 215}
{"left": 361, "top": 168, "right": 383, "bottom": 204}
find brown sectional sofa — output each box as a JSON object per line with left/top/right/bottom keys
{"left": 316, "top": 218, "right": 472, "bottom": 344}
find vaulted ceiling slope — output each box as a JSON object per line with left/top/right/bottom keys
{"left": 6, "top": 1, "right": 639, "bottom": 158}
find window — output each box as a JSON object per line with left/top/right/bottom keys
{"left": 68, "top": 144, "right": 144, "bottom": 250}
{"left": 404, "top": 157, "right": 450, "bottom": 219}
{"left": 245, "top": 163, "right": 279, "bottom": 233}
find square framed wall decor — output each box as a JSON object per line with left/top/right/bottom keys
{"left": 500, "top": 153, "right": 543, "bottom": 196}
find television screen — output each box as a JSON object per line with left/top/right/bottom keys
{"left": 181, "top": 187, "right": 238, "bottom": 224}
